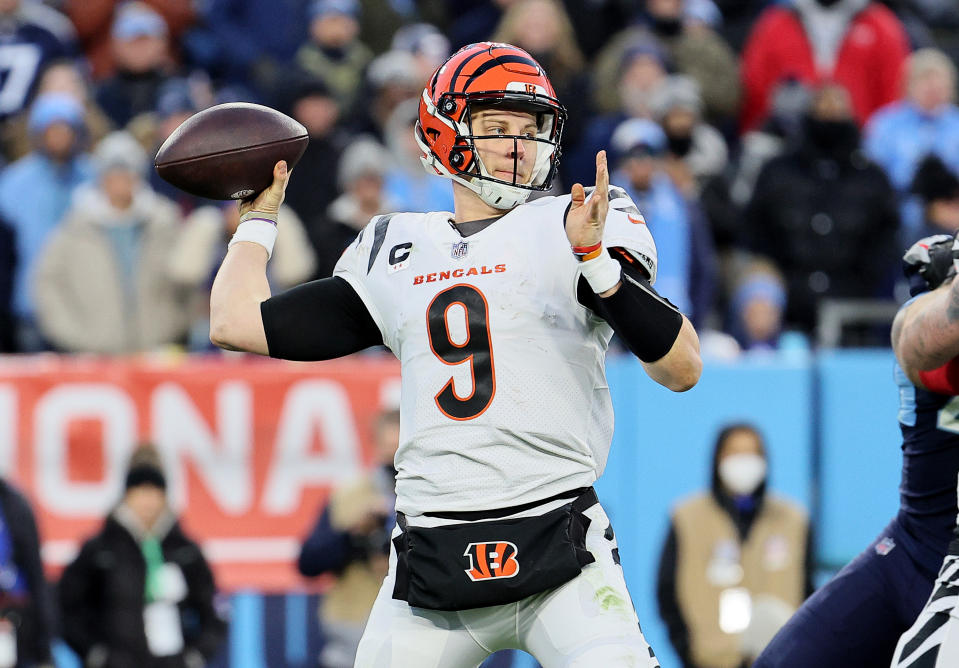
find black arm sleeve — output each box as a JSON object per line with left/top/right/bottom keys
{"left": 260, "top": 276, "right": 383, "bottom": 361}
{"left": 657, "top": 523, "right": 695, "bottom": 668}
{"left": 577, "top": 248, "right": 684, "bottom": 362}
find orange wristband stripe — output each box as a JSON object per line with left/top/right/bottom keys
{"left": 572, "top": 241, "right": 602, "bottom": 256}
{"left": 579, "top": 246, "right": 604, "bottom": 262}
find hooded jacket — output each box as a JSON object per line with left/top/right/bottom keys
{"left": 33, "top": 184, "right": 190, "bottom": 353}
{"left": 58, "top": 506, "right": 225, "bottom": 668}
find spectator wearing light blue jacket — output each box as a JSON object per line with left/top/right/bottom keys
{"left": 609, "top": 118, "right": 717, "bottom": 328}
{"left": 0, "top": 92, "right": 93, "bottom": 351}
{"left": 864, "top": 48, "right": 959, "bottom": 242}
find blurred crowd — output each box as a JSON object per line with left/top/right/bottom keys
{"left": 0, "top": 0, "right": 958, "bottom": 356}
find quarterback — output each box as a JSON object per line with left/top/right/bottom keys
{"left": 210, "top": 42, "right": 701, "bottom": 667}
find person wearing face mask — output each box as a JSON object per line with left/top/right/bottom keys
{"left": 657, "top": 424, "right": 811, "bottom": 668}
{"left": 743, "top": 82, "right": 899, "bottom": 336}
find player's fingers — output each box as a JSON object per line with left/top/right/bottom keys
{"left": 595, "top": 150, "right": 608, "bottom": 197}
{"left": 571, "top": 183, "right": 585, "bottom": 206}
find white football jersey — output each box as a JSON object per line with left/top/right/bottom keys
{"left": 334, "top": 187, "right": 658, "bottom": 516}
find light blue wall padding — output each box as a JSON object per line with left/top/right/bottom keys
{"left": 817, "top": 350, "right": 902, "bottom": 566}
{"left": 599, "top": 355, "right": 816, "bottom": 668}
{"left": 230, "top": 591, "right": 266, "bottom": 668}
{"left": 49, "top": 352, "right": 908, "bottom": 668}
{"left": 284, "top": 592, "right": 308, "bottom": 665}
{"left": 52, "top": 640, "right": 80, "bottom": 668}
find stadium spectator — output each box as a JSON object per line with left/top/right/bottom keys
{"left": 0, "top": 476, "right": 56, "bottom": 667}
{"left": 64, "top": 0, "right": 196, "bottom": 80}
{"left": 743, "top": 83, "right": 899, "bottom": 335}
{"left": 382, "top": 99, "right": 455, "bottom": 214}
{"left": 94, "top": 2, "right": 175, "bottom": 128}
{"left": 910, "top": 155, "right": 959, "bottom": 239}
{"left": 348, "top": 49, "right": 420, "bottom": 141}
{"left": 492, "top": 0, "right": 590, "bottom": 166}
{"left": 566, "top": 39, "right": 669, "bottom": 186}
{"left": 279, "top": 74, "right": 347, "bottom": 231}
{"left": 0, "top": 59, "right": 113, "bottom": 163}
{"left": 168, "top": 202, "right": 316, "bottom": 350}
{"left": 310, "top": 136, "right": 399, "bottom": 278}
{"left": 298, "top": 408, "right": 399, "bottom": 668}
{"left": 390, "top": 22, "right": 450, "bottom": 86}
{"left": 32, "top": 131, "right": 190, "bottom": 354}
{"left": 182, "top": 0, "right": 310, "bottom": 96}
{"left": 0, "top": 0, "right": 77, "bottom": 121}
{"left": 740, "top": 0, "right": 910, "bottom": 132}
{"left": 590, "top": 0, "right": 741, "bottom": 125}
{"left": 724, "top": 258, "right": 796, "bottom": 354}
{"left": 59, "top": 445, "right": 226, "bottom": 668}
{"left": 446, "top": 0, "right": 508, "bottom": 50}
{"left": 710, "top": 0, "right": 769, "bottom": 51}
{"left": 295, "top": 0, "right": 373, "bottom": 116}
{"left": 658, "top": 423, "right": 811, "bottom": 668}
{"left": 0, "top": 217, "right": 12, "bottom": 353}
{"left": 649, "top": 75, "right": 728, "bottom": 195}
{"left": 864, "top": 48, "right": 959, "bottom": 241}
{"left": 610, "top": 117, "right": 717, "bottom": 328}
{"left": 0, "top": 91, "right": 93, "bottom": 352}
{"left": 729, "top": 80, "right": 812, "bottom": 210}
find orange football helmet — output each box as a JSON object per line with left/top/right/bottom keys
{"left": 416, "top": 42, "right": 567, "bottom": 209}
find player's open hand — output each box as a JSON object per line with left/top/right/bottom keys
{"left": 565, "top": 151, "right": 609, "bottom": 248}
{"left": 239, "top": 160, "right": 291, "bottom": 218}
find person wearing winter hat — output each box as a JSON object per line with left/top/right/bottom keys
{"left": 0, "top": 91, "right": 93, "bottom": 350}
{"left": 911, "top": 154, "right": 959, "bottom": 240}
{"left": 59, "top": 445, "right": 226, "bottom": 668}
{"left": 32, "top": 130, "right": 190, "bottom": 353}
{"left": 658, "top": 424, "right": 811, "bottom": 668}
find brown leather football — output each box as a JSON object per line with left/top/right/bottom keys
{"left": 154, "top": 102, "right": 309, "bottom": 200}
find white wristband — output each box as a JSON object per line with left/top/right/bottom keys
{"left": 579, "top": 248, "right": 622, "bottom": 294}
{"left": 228, "top": 218, "right": 278, "bottom": 259}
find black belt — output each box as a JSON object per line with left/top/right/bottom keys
{"left": 398, "top": 486, "right": 596, "bottom": 526}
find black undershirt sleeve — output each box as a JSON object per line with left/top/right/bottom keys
{"left": 577, "top": 247, "right": 684, "bottom": 363}
{"left": 260, "top": 276, "right": 383, "bottom": 361}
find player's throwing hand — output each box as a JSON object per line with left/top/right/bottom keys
{"left": 240, "top": 160, "right": 291, "bottom": 218}
{"left": 565, "top": 151, "right": 609, "bottom": 248}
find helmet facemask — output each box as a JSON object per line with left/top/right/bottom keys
{"left": 417, "top": 86, "right": 566, "bottom": 209}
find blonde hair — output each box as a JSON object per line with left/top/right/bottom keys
{"left": 907, "top": 48, "right": 957, "bottom": 100}
{"left": 492, "top": 0, "right": 584, "bottom": 83}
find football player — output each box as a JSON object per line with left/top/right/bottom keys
{"left": 209, "top": 42, "right": 701, "bottom": 667}
{"left": 754, "top": 235, "right": 959, "bottom": 667}
{"left": 891, "top": 236, "right": 959, "bottom": 668}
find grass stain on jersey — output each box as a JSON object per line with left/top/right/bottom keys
{"left": 594, "top": 585, "right": 628, "bottom": 614}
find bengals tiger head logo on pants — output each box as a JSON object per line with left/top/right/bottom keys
{"left": 465, "top": 541, "right": 520, "bottom": 581}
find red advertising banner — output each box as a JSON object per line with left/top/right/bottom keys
{"left": 0, "top": 354, "right": 401, "bottom": 591}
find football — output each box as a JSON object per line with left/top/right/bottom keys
{"left": 154, "top": 102, "right": 309, "bottom": 200}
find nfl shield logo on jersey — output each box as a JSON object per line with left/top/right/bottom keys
{"left": 874, "top": 536, "right": 896, "bottom": 556}
{"left": 451, "top": 241, "right": 469, "bottom": 260}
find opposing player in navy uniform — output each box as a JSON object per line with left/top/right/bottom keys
{"left": 209, "top": 42, "right": 701, "bottom": 666}
{"left": 891, "top": 235, "right": 959, "bottom": 668}
{"left": 755, "top": 235, "right": 959, "bottom": 667}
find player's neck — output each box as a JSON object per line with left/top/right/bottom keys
{"left": 452, "top": 182, "right": 510, "bottom": 224}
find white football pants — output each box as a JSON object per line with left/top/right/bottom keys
{"left": 354, "top": 502, "right": 660, "bottom": 668}
{"left": 892, "top": 553, "right": 959, "bottom": 668}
